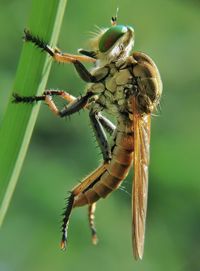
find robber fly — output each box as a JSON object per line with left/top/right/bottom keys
{"left": 13, "top": 14, "right": 162, "bottom": 259}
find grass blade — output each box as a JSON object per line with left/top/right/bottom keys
{"left": 0, "top": 0, "right": 68, "bottom": 226}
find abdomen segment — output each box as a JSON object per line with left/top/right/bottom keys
{"left": 73, "top": 130, "right": 134, "bottom": 207}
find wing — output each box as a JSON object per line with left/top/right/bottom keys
{"left": 132, "top": 97, "right": 151, "bottom": 260}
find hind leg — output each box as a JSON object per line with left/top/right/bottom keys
{"left": 61, "top": 163, "right": 108, "bottom": 249}
{"left": 88, "top": 203, "right": 98, "bottom": 245}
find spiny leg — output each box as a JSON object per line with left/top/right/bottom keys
{"left": 60, "top": 192, "right": 75, "bottom": 250}
{"left": 59, "top": 92, "right": 93, "bottom": 117}
{"left": 24, "top": 29, "right": 97, "bottom": 83}
{"left": 13, "top": 90, "right": 76, "bottom": 104}
{"left": 61, "top": 164, "right": 108, "bottom": 250}
{"left": 98, "top": 114, "right": 116, "bottom": 135}
{"left": 89, "top": 110, "right": 112, "bottom": 162}
{"left": 13, "top": 90, "right": 93, "bottom": 118}
{"left": 88, "top": 203, "right": 98, "bottom": 245}
{"left": 13, "top": 89, "right": 116, "bottom": 133}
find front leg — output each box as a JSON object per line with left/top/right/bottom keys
{"left": 24, "top": 29, "right": 97, "bottom": 83}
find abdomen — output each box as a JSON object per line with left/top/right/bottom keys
{"left": 73, "top": 124, "right": 134, "bottom": 207}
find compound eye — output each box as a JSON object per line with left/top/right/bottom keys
{"left": 99, "top": 25, "right": 128, "bottom": 53}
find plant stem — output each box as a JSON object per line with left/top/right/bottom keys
{"left": 0, "top": 0, "right": 68, "bottom": 226}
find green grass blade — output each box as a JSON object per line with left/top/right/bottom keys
{"left": 0, "top": 0, "right": 68, "bottom": 226}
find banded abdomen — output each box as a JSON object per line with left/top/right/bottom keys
{"left": 72, "top": 121, "right": 134, "bottom": 207}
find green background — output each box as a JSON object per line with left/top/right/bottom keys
{"left": 0, "top": 0, "right": 200, "bottom": 270}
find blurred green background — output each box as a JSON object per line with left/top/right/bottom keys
{"left": 1, "top": 0, "right": 200, "bottom": 270}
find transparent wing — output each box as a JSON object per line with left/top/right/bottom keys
{"left": 132, "top": 98, "right": 151, "bottom": 260}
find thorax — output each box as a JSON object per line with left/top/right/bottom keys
{"left": 87, "top": 58, "right": 134, "bottom": 117}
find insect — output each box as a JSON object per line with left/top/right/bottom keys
{"left": 13, "top": 14, "right": 162, "bottom": 260}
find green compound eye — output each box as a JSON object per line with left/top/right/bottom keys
{"left": 99, "top": 25, "right": 128, "bottom": 53}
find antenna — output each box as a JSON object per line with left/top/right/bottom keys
{"left": 111, "top": 7, "right": 119, "bottom": 26}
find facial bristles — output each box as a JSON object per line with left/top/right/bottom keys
{"left": 88, "top": 28, "right": 107, "bottom": 50}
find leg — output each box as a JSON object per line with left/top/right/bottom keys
{"left": 59, "top": 92, "right": 92, "bottom": 117}
{"left": 13, "top": 91, "right": 116, "bottom": 133}
{"left": 60, "top": 192, "right": 75, "bottom": 250}
{"left": 13, "top": 90, "right": 76, "bottom": 104}
{"left": 88, "top": 203, "right": 98, "bottom": 245}
{"left": 98, "top": 114, "right": 116, "bottom": 135}
{"left": 89, "top": 110, "right": 112, "bottom": 162}
{"left": 78, "top": 49, "right": 96, "bottom": 59}
{"left": 13, "top": 90, "right": 93, "bottom": 118}
{"left": 24, "top": 29, "right": 97, "bottom": 83}
{"left": 61, "top": 163, "right": 108, "bottom": 250}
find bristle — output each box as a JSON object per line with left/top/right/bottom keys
{"left": 24, "top": 29, "right": 46, "bottom": 48}
{"left": 94, "top": 24, "right": 103, "bottom": 32}
{"left": 88, "top": 28, "right": 107, "bottom": 50}
{"left": 12, "top": 93, "right": 45, "bottom": 103}
{"left": 23, "top": 29, "right": 54, "bottom": 56}
{"left": 60, "top": 192, "right": 74, "bottom": 249}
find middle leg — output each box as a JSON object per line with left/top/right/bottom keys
{"left": 13, "top": 90, "right": 116, "bottom": 132}
{"left": 89, "top": 110, "right": 112, "bottom": 162}
{"left": 13, "top": 90, "right": 93, "bottom": 118}
{"left": 88, "top": 203, "right": 98, "bottom": 245}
